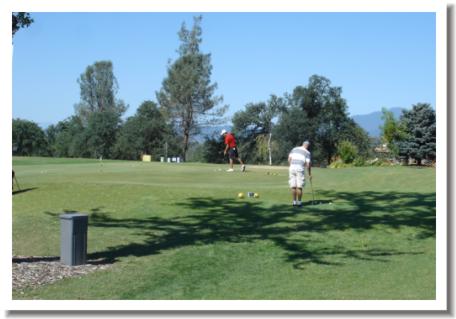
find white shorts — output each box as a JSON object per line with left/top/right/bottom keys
{"left": 289, "top": 169, "right": 305, "bottom": 188}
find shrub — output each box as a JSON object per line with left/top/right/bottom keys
{"left": 337, "top": 140, "right": 358, "bottom": 164}
{"left": 329, "top": 158, "right": 352, "bottom": 168}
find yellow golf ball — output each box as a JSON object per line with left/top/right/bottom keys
{"left": 238, "top": 192, "right": 244, "bottom": 199}
{"left": 254, "top": 193, "right": 259, "bottom": 198}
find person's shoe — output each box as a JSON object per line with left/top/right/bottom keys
{"left": 226, "top": 168, "right": 234, "bottom": 172}
{"left": 241, "top": 165, "right": 246, "bottom": 172}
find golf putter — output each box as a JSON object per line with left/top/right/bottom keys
{"left": 309, "top": 179, "right": 331, "bottom": 206}
{"left": 310, "top": 178, "right": 316, "bottom": 205}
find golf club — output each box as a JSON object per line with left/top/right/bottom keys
{"left": 310, "top": 178, "right": 316, "bottom": 205}
{"left": 309, "top": 178, "right": 332, "bottom": 206}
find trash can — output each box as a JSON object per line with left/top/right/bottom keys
{"left": 60, "top": 213, "right": 88, "bottom": 266}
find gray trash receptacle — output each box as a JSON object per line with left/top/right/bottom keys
{"left": 60, "top": 213, "right": 88, "bottom": 266}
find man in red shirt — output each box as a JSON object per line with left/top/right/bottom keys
{"left": 221, "top": 129, "right": 246, "bottom": 172}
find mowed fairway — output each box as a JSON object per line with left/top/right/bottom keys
{"left": 12, "top": 157, "right": 436, "bottom": 300}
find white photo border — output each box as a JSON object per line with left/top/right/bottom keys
{"left": 2, "top": 0, "right": 447, "bottom": 312}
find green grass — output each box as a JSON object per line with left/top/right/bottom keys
{"left": 12, "top": 156, "right": 436, "bottom": 300}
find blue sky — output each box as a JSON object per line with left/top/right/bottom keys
{"left": 12, "top": 12, "right": 436, "bottom": 128}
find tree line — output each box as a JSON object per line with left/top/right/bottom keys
{"left": 12, "top": 15, "right": 436, "bottom": 166}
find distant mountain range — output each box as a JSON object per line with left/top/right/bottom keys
{"left": 352, "top": 107, "right": 405, "bottom": 137}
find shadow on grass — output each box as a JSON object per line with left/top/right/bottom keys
{"left": 59, "top": 190, "right": 435, "bottom": 268}
{"left": 12, "top": 255, "right": 114, "bottom": 266}
{"left": 12, "top": 256, "right": 60, "bottom": 263}
{"left": 12, "top": 187, "right": 38, "bottom": 196}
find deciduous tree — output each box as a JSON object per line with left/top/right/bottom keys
{"left": 75, "top": 61, "right": 127, "bottom": 123}
{"left": 12, "top": 119, "right": 48, "bottom": 156}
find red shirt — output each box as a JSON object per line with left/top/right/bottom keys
{"left": 224, "top": 133, "right": 236, "bottom": 148}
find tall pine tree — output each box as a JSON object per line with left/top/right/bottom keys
{"left": 157, "top": 16, "right": 226, "bottom": 161}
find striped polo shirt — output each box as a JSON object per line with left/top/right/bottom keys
{"left": 289, "top": 147, "right": 311, "bottom": 171}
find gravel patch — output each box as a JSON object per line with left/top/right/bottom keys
{"left": 13, "top": 256, "right": 113, "bottom": 293}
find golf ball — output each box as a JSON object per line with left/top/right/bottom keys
{"left": 254, "top": 193, "right": 259, "bottom": 198}
{"left": 238, "top": 192, "right": 244, "bottom": 199}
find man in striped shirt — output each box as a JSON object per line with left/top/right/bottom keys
{"left": 288, "top": 141, "right": 312, "bottom": 207}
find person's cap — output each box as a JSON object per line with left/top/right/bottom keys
{"left": 220, "top": 129, "right": 227, "bottom": 136}
{"left": 303, "top": 140, "right": 310, "bottom": 145}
